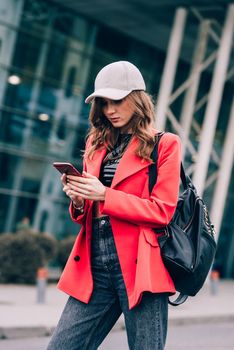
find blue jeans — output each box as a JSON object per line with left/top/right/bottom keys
{"left": 47, "top": 216, "right": 168, "bottom": 350}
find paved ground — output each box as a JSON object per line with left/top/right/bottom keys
{"left": 0, "top": 279, "right": 234, "bottom": 339}
{"left": 1, "top": 322, "right": 234, "bottom": 350}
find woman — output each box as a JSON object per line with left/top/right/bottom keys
{"left": 47, "top": 61, "right": 181, "bottom": 350}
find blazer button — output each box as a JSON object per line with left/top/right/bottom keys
{"left": 135, "top": 259, "right": 138, "bottom": 264}
{"left": 74, "top": 255, "right": 80, "bottom": 262}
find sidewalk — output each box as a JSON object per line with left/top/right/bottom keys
{"left": 0, "top": 280, "right": 234, "bottom": 339}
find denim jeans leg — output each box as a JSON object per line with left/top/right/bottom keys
{"left": 92, "top": 217, "right": 169, "bottom": 350}
{"left": 47, "top": 217, "right": 122, "bottom": 350}
{"left": 120, "top": 291, "right": 168, "bottom": 350}
{"left": 48, "top": 215, "right": 168, "bottom": 350}
{"left": 47, "top": 292, "right": 121, "bottom": 350}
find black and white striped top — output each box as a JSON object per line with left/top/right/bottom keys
{"left": 100, "top": 134, "right": 132, "bottom": 187}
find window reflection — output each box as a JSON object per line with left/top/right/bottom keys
{"left": 0, "top": 153, "right": 19, "bottom": 188}
{"left": 11, "top": 31, "right": 43, "bottom": 73}
{"left": 0, "top": 111, "right": 25, "bottom": 145}
{"left": 3, "top": 71, "right": 33, "bottom": 111}
{"left": 0, "top": 0, "right": 165, "bottom": 237}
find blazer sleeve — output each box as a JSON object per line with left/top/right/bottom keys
{"left": 99, "top": 133, "right": 181, "bottom": 228}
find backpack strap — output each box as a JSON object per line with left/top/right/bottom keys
{"left": 149, "top": 132, "right": 187, "bottom": 192}
{"left": 149, "top": 132, "right": 188, "bottom": 306}
{"left": 168, "top": 293, "right": 188, "bottom": 306}
{"left": 148, "top": 132, "right": 165, "bottom": 194}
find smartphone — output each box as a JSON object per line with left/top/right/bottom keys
{"left": 53, "top": 162, "right": 82, "bottom": 176}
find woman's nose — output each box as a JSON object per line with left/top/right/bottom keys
{"left": 105, "top": 101, "right": 115, "bottom": 114}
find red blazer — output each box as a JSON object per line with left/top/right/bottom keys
{"left": 57, "top": 131, "right": 181, "bottom": 309}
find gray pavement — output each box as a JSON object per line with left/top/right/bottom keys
{"left": 1, "top": 323, "right": 234, "bottom": 350}
{"left": 0, "top": 280, "right": 234, "bottom": 339}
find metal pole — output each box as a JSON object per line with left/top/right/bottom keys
{"left": 36, "top": 267, "right": 48, "bottom": 304}
{"left": 192, "top": 4, "right": 234, "bottom": 196}
{"left": 180, "top": 20, "right": 210, "bottom": 160}
{"left": 210, "top": 96, "right": 234, "bottom": 240}
{"left": 155, "top": 7, "right": 187, "bottom": 131}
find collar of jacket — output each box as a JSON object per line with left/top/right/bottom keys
{"left": 85, "top": 135, "right": 152, "bottom": 189}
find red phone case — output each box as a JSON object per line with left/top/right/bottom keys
{"left": 53, "top": 162, "right": 82, "bottom": 176}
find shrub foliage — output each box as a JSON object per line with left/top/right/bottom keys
{"left": 0, "top": 230, "right": 57, "bottom": 284}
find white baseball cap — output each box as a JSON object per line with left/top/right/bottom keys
{"left": 85, "top": 61, "right": 146, "bottom": 103}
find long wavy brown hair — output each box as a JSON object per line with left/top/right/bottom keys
{"left": 84, "top": 91, "right": 156, "bottom": 161}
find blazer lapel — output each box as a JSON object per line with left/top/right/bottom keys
{"left": 85, "top": 147, "right": 107, "bottom": 178}
{"left": 111, "top": 136, "right": 151, "bottom": 188}
{"left": 85, "top": 136, "right": 152, "bottom": 188}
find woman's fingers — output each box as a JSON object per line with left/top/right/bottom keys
{"left": 67, "top": 179, "right": 85, "bottom": 186}
{"left": 67, "top": 189, "right": 88, "bottom": 200}
{"left": 64, "top": 179, "right": 91, "bottom": 193}
{"left": 62, "top": 184, "right": 70, "bottom": 192}
{"left": 66, "top": 185, "right": 94, "bottom": 199}
{"left": 66, "top": 178, "right": 94, "bottom": 195}
{"left": 63, "top": 182, "right": 88, "bottom": 195}
{"left": 66, "top": 181, "right": 90, "bottom": 191}
{"left": 67, "top": 173, "right": 95, "bottom": 184}
{"left": 66, "top": 172, "right": 106, "bottom": 201}
{"left": 67, "top": 174, "right": 86, "bottom": 182}
{"left": 61, "top": 173, "right": 67, "bottom": 186}
{"left": 67, "top": 180, "right": 100, "bottom": 195}
{"left": 59, "top": 173, "right": 88, "bottom": 202}
{"left": 82, "top": 171, "right": 96, "bottom": 178}
{"left": 65, "top": 187, "right": 86, "bottom": 199}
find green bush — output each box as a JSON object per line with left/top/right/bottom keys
{"left": 0, "top": 231, "right": 58, "bottom": 284}
{"left": 34, "top": 232, "right": 58, "bottom": 264}
{"left": 0, "top": 232, "right": 43, "bottom": 284}
{"left": 57, "top": 235, "right": 76, "bottom": 268}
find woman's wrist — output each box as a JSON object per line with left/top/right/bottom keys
{"left": 72, "top": 200, "right": 84, "bottom": 213}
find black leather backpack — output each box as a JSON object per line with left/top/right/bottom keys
{"left": 149, "top": 133, "right": 217, "bottom": 306}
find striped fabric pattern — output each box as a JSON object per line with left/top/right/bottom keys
{"left": 100, "top": 134, "right": 132, "bottom": 187}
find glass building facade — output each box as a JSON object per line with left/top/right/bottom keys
{"left": 0, "top": 0, "right": 166, "bottom": 238}
{"left": 0, "top": 0, "right": 233, "bottom": 277}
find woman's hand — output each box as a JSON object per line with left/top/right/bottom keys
{"left": 61, "top": 173, "right": 84, "bottom": 208}
{"left": 66, "top": 171, "right": 106, "bottom": 201}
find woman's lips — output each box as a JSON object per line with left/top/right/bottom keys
{"left": 109, "top": 118, "right": 120, "bottom": 122}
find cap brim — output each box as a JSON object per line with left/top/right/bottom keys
{"left": 85, "top": 88, "right": 132, "bottom": 104}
